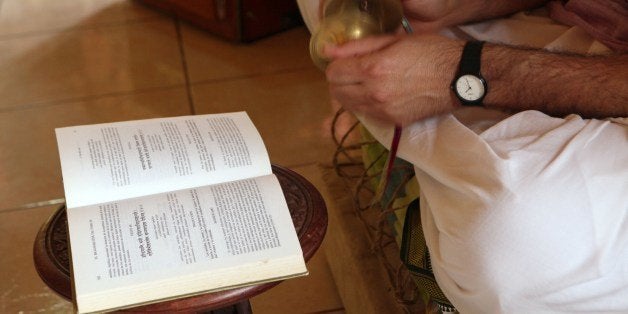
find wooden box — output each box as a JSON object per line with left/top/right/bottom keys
{"left": 136, "top": 0, "right": 303, "bottom": 42}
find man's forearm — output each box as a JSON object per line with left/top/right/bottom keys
{"left": 482, "top": 44, "right": 628, "bottom": 118}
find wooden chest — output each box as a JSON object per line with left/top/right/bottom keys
{"left": 137, "top": 0, "right": 303, "bottom": 42}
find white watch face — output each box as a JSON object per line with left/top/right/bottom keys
{"left": 455, "top": 74, "right": 485, "bottom": 102}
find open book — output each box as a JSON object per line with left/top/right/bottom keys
{"left": 55, "top": 112, "right": 307, "bottom": 313}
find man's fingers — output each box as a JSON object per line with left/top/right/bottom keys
{"left": 325, "top": 57, "right": 367, "bottom": 85}
{"left": 323, "top": 34, "right": 399, "bottom": 59}
{"left": 329, "top": 83, "right": 370, "bottom": 111}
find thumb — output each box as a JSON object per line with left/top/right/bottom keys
{"left": 324, "top": 35, "right": 399, "bottom": 59}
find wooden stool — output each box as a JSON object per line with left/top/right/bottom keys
{"left": 33, "top": 165, "right": 327, "bottom": 313}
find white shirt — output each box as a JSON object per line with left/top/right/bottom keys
{"left": 361, "top": 109, "right": 628, "bottom": 313}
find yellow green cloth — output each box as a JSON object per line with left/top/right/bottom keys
{"left": 360, "top": 127, "right": 455, "bottom": 311}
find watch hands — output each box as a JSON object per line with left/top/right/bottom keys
{"left": 464, "top": 78, "right": 472, "bottom": 93}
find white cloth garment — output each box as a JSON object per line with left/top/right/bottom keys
{"left": 360, "top": 110, "right": 628, "bottom": 313}
{"left": 297, "top": 2, "right": 628, "bottom": 312}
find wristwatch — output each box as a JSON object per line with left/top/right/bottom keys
{"left": 451, "top": 41, "right": 487, "bottom": 106}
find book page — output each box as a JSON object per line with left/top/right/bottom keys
{"left": 56, "top": 112, "right": 271, "bottom": 208}
{"left": 68, "top": 174, "right": 304, "bottom": 303}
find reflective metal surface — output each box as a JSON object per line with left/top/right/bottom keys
{"left": 309, "top": 0, "right": 403, "bottom": 70}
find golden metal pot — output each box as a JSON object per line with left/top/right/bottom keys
{"left": 309, "top": 0, "right": 403, "bottom": 70}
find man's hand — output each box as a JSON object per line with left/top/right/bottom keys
{"left": 325, "top": 34, "right": 464, "bottom": 126}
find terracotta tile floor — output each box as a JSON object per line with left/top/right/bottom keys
{"left": 0, "top": 0, "right": 344, "bottom": 312}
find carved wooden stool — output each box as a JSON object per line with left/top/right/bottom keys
{"left": 33, "top": 165, "right": 327, "bottom": 313}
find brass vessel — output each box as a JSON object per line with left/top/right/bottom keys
{"left": 309, "top": 0, "right": 403, "bottom": 70}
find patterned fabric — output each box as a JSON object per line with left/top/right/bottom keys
{"left": 361, "top": 127, "right": 456, "bottom": 312}
{"left": 400, "top": 199, "right": 456, "bottom": 312}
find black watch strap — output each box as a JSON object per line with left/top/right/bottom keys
{"left": 452, "top": 40, "right": 488, "bottom": 106}
{"left": 459, "top": 41, "right": 484, "bottom": 75}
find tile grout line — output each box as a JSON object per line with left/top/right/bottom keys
{"left": 0, "top": 16, "right": 166, "bottom": 41}
{"left": 0, "top": 62, "right": 313, "bottom": 114}
{"left": 0, "top": 84, "right": 187, "bottom": 114}
{"left": 188, "top": 65, "right": 317, "bottom": 87}
{"left": 0, "top": 198, "right": 66, "bottom": 214}
{"left": 174, "top": 18, "right": 196, "bottom": 115}
{"left": 0, "top": 69, "right": 316, "bottom": 115}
